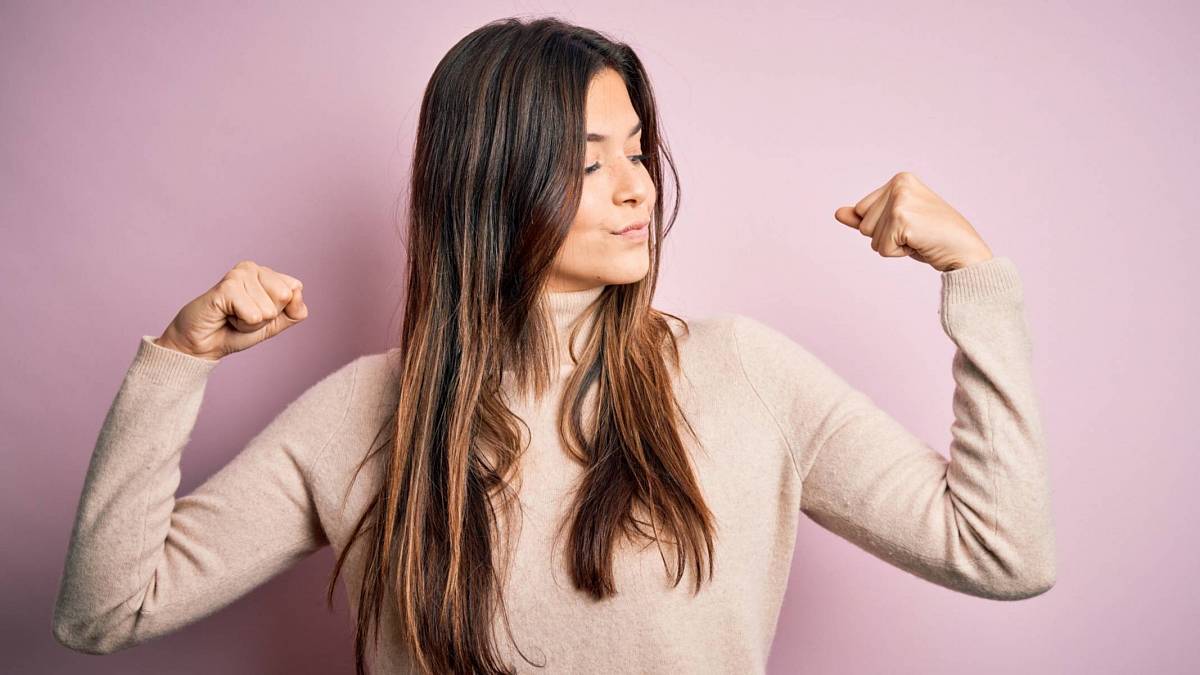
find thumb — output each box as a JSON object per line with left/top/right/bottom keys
{"left": 282, "top": 287, "right": 308, "bottom": 321}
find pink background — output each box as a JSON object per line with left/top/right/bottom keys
{"left": 4, "top": 1, "right": 1196, "bottom": 673}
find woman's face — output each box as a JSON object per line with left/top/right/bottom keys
{"left": 546, "top": 67, "right": 656, "bottom": 292}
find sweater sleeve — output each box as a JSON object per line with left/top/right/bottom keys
{"left": 730, "top": 256, "right": 1056, "bottom": 600}
{"left": 52, "top": 335, "right": 359, "bottom": 654}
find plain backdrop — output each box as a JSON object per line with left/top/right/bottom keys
{"left": 3, "top": 1, "right": 1197, "bottom": 673}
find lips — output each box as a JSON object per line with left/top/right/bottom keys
{"left": 613, "top": 221, "right": 649, "bottom": 234}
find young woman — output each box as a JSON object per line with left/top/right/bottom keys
{"left": 52, "top": 16, "right": 1056, "bottom": 675}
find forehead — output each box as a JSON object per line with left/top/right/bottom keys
{"left": 585, "top": 68, "right": 640, "bottom": 138}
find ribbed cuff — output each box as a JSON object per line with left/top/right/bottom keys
{"left": 127, "top": 335, "right": 220, "bottom": 388}
{"left": 940, "top": 256, "right": 1023, "bottom": 305}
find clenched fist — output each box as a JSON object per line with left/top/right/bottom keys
{"left": 834, "top": 171, "right": 994, "bottom": 272}
{"left": 154, "top": 260, "right": 308, "bottom": 362}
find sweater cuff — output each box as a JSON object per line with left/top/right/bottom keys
{"left": 940, "top": 256, "right": 1023, "bottom": 305}
{"left": 127, "top": 335, "right": 220, "bottom": 388}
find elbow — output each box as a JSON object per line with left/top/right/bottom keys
{"left": 963, "top": 565, "right": 1055, "bottom": 601}
{"left": 1014, "top": 536, "right": 1058, "bottom": 599}
{"left": 1010, "top": 567, "right": 1056, "bottom": 599}
{"left": 993, "top": 546, "right": 1058, "bottom": 600}
{"left": 985, "top": 523, "right": 1058, "bottom": 600}
{"left": 956, "top": 536, "right": 1057, "bottom": 601}
{"left": 1022, "top": 552, "right": 1058, "bottom": 597}
{"left": 53, "top": 620, "right": 113, "bottom": 655}
{"left": 52, "top": 605, "right": 127, "bottom": 656}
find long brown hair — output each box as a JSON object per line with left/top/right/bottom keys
{"left": 324, "top": 16, "right": 716, "bottom": 674}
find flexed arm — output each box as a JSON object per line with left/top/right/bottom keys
{"left": 53, "top": 262, "right": 359, "bottom": 653}
{"left": 732, "top": 257, "right": 1055, "bottom": 599}
{"left": 731, "top": 174, "right": 1056, "bottom": 599}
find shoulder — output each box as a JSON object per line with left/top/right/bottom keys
{"left": 292, "top": 345, "right": 400, "bottom": 418}
{"left": 663, "top": 310, "right": 736, "bottom": 343}
{"left": 654, "top": 309, "right": 806, "bottom": 365}
{"left": 654, "top": 310, "right": 737, "bottom": 362}
{"left": 722, "top": 313, "right": 855, "bottom": 408}
{"left": 725, "top": 313, "right": 809, "bottom": 367}
{"left": 664, "top": 311, "right": 802, "bottom": 349}
{"left": 335, "top": 346, "right": 403, "bottom": 414}
{"left": 301, "top": 348, "right": 399, "bottom": 478}
{"left": 679, "top": 311, "right": 849, "bottom": 404}
{"left": 349, "top": 346, "right": 402, "bottom": 381}
{"left": 653, "top": 310, "right": 776, "bottom": 392}
{"left": 663, "top": 311, "right": 805, "bottom": 365}
{"left": 349, "top": 344, "right": 400, "bottom": 381}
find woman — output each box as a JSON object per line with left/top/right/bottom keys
{"left": 52, "top": 15, "right": 1056, "bottom": 675}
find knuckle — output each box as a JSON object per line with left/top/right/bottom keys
{"left": 263, "top": 281, "right": 290, "bottom": 303}
{"left": 278, "top": 276, "right": 302, "bottom": 296}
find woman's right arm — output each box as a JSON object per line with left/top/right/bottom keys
{"left": 52, "top": 334, "right": 359, "bottom": 654}
{"left": 52, "top": 260, "right": 361, "bottom": 654}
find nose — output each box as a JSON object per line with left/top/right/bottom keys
{"left": 612, "top": 158, "right": 652, "bottom": 207}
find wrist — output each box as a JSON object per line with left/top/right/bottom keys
{"left": 952, "top": 249, "right": 994, "bottom": 271}
{"left": 153, "top": 333, "right": 219, "bottom": 362}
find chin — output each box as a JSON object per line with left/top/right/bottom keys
{"left": 598, "top": 263, "right": 650, "bottom": 286}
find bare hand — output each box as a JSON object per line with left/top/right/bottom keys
{"left": 155, "top": 260, "right": 308, "bottom": 361}
{"left": 834, "top": 171, "right": 994, "bottom": 272}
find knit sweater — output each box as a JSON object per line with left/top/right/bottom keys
{"left": 52, "top": 256, "right": 1056, "bottom": 673}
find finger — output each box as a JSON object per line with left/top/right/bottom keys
{"left": 214, "top": 279, "right": 266, "bottom": 328}
{"left": 870, "top": 192, "right": 898, "bottom": 253}
{"left": 256, "top": 268, "right": 306, "bottom": 326}
{"left": 875, "top": 222, "right": 908, "bottom": 257}
{"left": 259, "top": 265, "right": 304, "bottom": 293}
{"left": 257, "top": 268, "right": 299, "bottom": 310}
{"left": 834, "top": 206, "right": 861, "bottom": 227}
{"left": 858, "top": 185, "right": 891, "bottom": 239}
{"left": 853, "top": 181, "right": 890, "bottom": 219}
{"left": 242, "top": 276, "right": 279, "bottom": 323}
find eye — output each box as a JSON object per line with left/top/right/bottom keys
{"left": 584, "top": 154, "right": 651, "bottom": 175}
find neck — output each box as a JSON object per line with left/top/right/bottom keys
{"left": 544, "top": 284, "right": 606, "bottom": 371}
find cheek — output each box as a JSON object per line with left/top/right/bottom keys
{"left": 563, "top": 222, "right": 614, "bottom": 256}
{"left": 569, "top": 192, "right": 608, "bottom": 238}
{"left": 560, "top": 218, "right": 628, "bottom": 264}
{"left": 573, "top": 187, "right": 602, "bottom": 224}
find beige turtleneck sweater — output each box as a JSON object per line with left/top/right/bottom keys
{"left": 52, "top": 256, "right": 1056, "bottom": 672}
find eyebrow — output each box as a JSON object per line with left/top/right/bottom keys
{"left": 587, "top": 120, "right": 642, "bottom": 143}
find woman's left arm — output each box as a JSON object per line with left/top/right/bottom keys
{"left": 731, "top": 256, "right": 1056, "bottom": 600}
{"left": 733, "top": 172, "right": 1056, "bottom": 600}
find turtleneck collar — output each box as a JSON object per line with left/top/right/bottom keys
{"left": 544, "top": 284, "right": 606, "bottom": 370}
